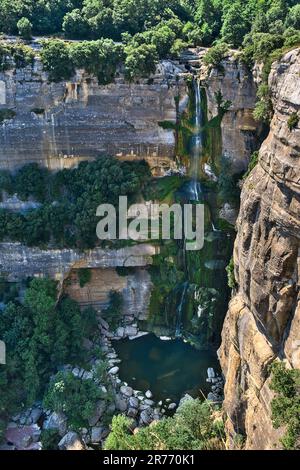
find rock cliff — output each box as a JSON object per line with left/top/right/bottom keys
{"left": 203, "top": 52, "right": 260, "bottom": 174}
{"left": 0, "top": 58, "right": 186, "bottom": 174}
{"left": 219, "top": 48, "right": 300, "bottom": 450}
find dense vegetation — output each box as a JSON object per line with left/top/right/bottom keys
{"left": 270, "top": 362, "right": 300, "bottom": 450}
{"left": 0, "top": 2, "right": 299, "bottom": 84}
{"left": 104, "top": 399, "right": 225, "bottom": 450}
{"left": 0, "top": 278, "right": 105, "bottom": 438}
{"left": 0, "top": 158, "right": 151, "bottom": 249}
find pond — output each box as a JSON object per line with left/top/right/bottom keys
{"left": 113, "top": 333, "right": 220, "bottom": 403}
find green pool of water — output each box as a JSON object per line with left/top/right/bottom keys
{"left": 113, "top": 334, "right": 220, "bottom": 403}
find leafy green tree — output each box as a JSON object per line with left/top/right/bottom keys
{"left": 63, "top": 8, "right": 89, "bottom": 38}
{"left": 105, "top": 399, "right": 225, "bottom": 450}
{"left": 203, "top": 42, "right": 229, "bottom": 68}
{"left": 17, "top": 17, "right": 33, "bottom": 40}
{"left": 40, "top": 39, "right": 74, "bottom": 81}
{"left": 125, "top": 42, "right": 158, "bottom": 80}
{"left": 221, "top": 3, "right": 250, "bottom": 47}
{"left": 285, "top": 4, "right": 300, "bottom": 30}
{"left": 43, "top": 371, "right": 105, "bottom": 429}
{"left": 270, "top": 362, "right": 300, "bottom": 450}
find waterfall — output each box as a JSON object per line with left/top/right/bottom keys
{"left": 175, "top": 282, "right": 188, "bottom": 338}
{"left": 189, "top": 78, "right": 203, "bottom": 202}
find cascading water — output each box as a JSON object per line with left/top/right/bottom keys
{"left": 175, "top": 281, "right": 188, "bottom": 338}
{"left": 175, "top": 78, "right": 204, "bottom": 338}
{"left": 188, "top": 78, "right": 203, "bottom": 202}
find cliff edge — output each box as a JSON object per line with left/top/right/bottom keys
{"left": 219, "top": 48, "right": 300, "bottom": 450}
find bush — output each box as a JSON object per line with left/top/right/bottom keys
{"left": 226, "top": 257, "right": 237, "bottom": 289}
{"left": 287, "top": 112, "right": 299, "bottom": 131}
{"left": 203, "top": 43, "right": 229, "bottom": 69}
{"left": 243, "top": 151, "right": 259, "bottom": 180}
{"left": 253, "top": 84, "right": 273, "bottom": 123}
{"left": 43, "top": 371, "right": 105, "bottom": 430}
{"left": 269, "top": 362, "right": 300, "bottom": 450}
{"left": 0, "top": 109, "right": 16, "bottom": 123}
{"left": 102, "top": 291, "right": 123, "bottom": 331}
{"left": 78, "top": 268, "right": 92, "bottom": 288}
{"left": 40, "top": 40, "right": 74, "bottom": 81}
{"left": 124, "top": 43, "right": 158, "bottom": 80}
{"left": 105, "top": 399, "right": 225, "bottom": 450}
{"left": 40, "top": 429, "right": 60, "bottom": 450}
{"left": 17, "top": 17, "right": 32, "bottom": 40}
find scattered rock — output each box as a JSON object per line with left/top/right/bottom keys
{"left": 58, "top": 432, "right": 85, "bottom": 451}
{"left": 88, "top": 401, "right": 106, "bottom": 427}
{"left": 115, "top": 395, "right": 128, "bottom": 412}
{"left": 44, "top": 412, "right": 67, "bottom": 437}
{"left": 129, "top": 397, "right": 139, "bottom": 409}
{"left": 168, "top": 403, "right": 177, "bottom": 411}
{"left": 91, "top": 427, "right": 105, "bottom": 443}
{"left": 120, "top": 385, "right": 133, "bottom": 397}
{"left": 145, "top": 390, "right": 153, "bottom": 399}
{"left": 127, "top": 408, "right": 138, "bottom": 419}
{"left": 108, "top": 366, "right": 119, "bottom": 375}
{"left": 30, "top": 408, "right": 43, "bottom": 425}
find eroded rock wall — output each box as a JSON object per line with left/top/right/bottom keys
{"left": 203, "top": 53, "right": 260, "bottom": 173}
{"left": 0, "top": 59, "right": 186, "bottom": 174}
{"left": 219, "top": 48, "right": 300, "bottom": 450}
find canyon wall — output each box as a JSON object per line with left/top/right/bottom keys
{"left": 0, "top": 242, "right": 157, "bottom": 318}
{"left": 219, "top": 48, "right": 300, "bottom": 450}
{"left": 0, "top": 49, "right": 258, "bottom": 176}
{"left": 0, "top": 58, "right": 186, "bottom": 175}
{"left": 201, "top": 51, "right": 260, "bottom": 174}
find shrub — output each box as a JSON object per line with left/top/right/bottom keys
{"left": 269, "top": 362, "right": 300, "bottom": 450}
{"left": 287, "top": 112, "right": 299, "bottom": 131}
{"left": 102, "top": 291, "right": 123, "bottom": 331}
{"left": 40, "top": 40, "right": 74, "bottom": 81}
{"left": 226, "top": 257, "right": 237, "bottom": 289}
{"left": 0, "top": 109, "right": 16, "bottom": 123}
{"left": 243, "top": 151, "right": 259, "bottom": 180}
{"left": 124, "top": 43, "right": 158, "bottom": 80}
{"left": 17, "top": 17, "right": 32, "bottom": 40}
{"left": 43, "top": 371, "right": 105, "bottom": 430}
{"left": 203, "top": 43, "right": 229, "bottom": 69}
{"left": 105, "top": 399, "right": 225, "bottom": 450}
{"left": 40, "top": 429, "right": 60, "bottom": 450}
{"left": 78, "top": 268, "right": 92, "bottom": 288}
{"left": 253, "top": 84, "right": 273, "bottom": 123}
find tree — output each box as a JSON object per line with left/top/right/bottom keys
{"left": 17, "top": 17, "right": 33, "bottom": 40}
{"left": 285, "top": 4, "right": 300, "bottom": 30}
{"left": 40, "top": 40, "right": 74, "bottom": 81}
{"left": 63, "top": 8, "right": 89, "bottom": 38}
{"left": 43, "top": 371, "right": 105, "bottom": 430}
{"left": 125, "top": 43, "right": 158, "bottom": 80}
{"left": 221, "top": 4, "right": 250, "bottom": 47}
{"left": 105, "top": 399, "right": 225, "bottom": 450}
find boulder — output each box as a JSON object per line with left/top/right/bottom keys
{"left": 140, "top": 409, "right": 153, "bottom": 426}
{"left": 120, "top": 386, "right": 133, "bottom": 397}
{"left": 30, "top": 408, "right": 43, "bottom": 424}
{"left": 43, "top": 412, "right": 67, "bottom": 437}
{"left": 145, "top": 390, "right": 153, "bottom": 399}
{"left": 108, "top": 366, "right": 119, "bottom": 375}
{"left": 127, "top": 408, "right": 138, "bottom": 418}
{"left": 129, "top": 397, "right": 139, "bottom": 409}
{"left": 168, "top": 403, "right": 177, "bottom": 411}
{"left": 58, "top": 432, "right": 85, "bottom": 451}
{"left": 91, "top": 427, "right": 105, "bottom": 443}
{"left": 115, "top": 395, "right": 128, "bottom": 412}
{"left": 124, "top": 326, "right": 138, "bottom": 337}
{"left": 88, "top": 401, "right": 106, "bottom": 427}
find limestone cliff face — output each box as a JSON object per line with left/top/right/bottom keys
{"left": 0, "top": 58, "right": 186, "bottom": 174}
{"left": 219, "top": 48, "right": 300, "bottom": 450}
{"left": 202, "top": 52, "right": 260, "bottom": 173}
{"left": 0, "top": 242, "right": 157, "bottom": 318}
